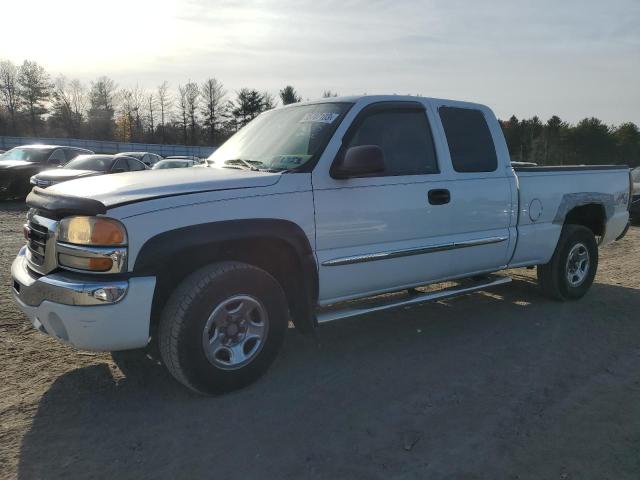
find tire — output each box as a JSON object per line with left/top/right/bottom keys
{"left": 537, "top": 224, "right": 598, "bottom": 301}
{"left": 158, "top": 261, "right": 289, "bottom": 394}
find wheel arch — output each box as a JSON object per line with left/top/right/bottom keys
{"left": 563, "top": 203, "right": 606, "bottom": 237}
{"left": 552, "top": 193, "right": 613, "bottom": 240}
{"left": 133, "top": 219, "right": 318, "bottom": 334}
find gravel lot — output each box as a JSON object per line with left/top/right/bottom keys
{"left": 1, "top": 201, "right": 639, "bottom": 480}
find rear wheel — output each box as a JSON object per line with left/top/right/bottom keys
{"left": 537, "top": 224, "right": 598, "bottom": 300}
{"left": 158, "top": 261, "right": 288, "bottom": 394}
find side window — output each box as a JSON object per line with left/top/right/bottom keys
{"left": 438, "top": 106, "right": 498, "bottom": 173}
{"left": 344, "top": 108, "right": 438, "bottom": 176}
{"left": 127, "top": 158, "right": 145, "bottom": 171}
{"left": 47, "top": 149, "right": 66, "bottom": 164}
{"left": 112, "top": 158, "right": 129, "bottom": 172}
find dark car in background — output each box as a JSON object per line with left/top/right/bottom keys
{"left": 30, "top": 154, "right": 148, "bottom": 188}
{"left": 116, "top": 151, "right": 163, "bottom": 167}
{"left": 0, "top": 145, "right": 93, "bottom": 198}
{"left": 152, "top": 158, "right": 197, "bottom": 169}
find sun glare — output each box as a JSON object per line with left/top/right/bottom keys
{"left": 3, "top": 0, "right": 181, "bottom": 74}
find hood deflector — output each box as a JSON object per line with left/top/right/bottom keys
{"left": 26, "top": 187, "right": 107, "bottom": 217}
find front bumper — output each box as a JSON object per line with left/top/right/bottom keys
{"left": 11, "top": 248, "right": 156, "bottom": 351}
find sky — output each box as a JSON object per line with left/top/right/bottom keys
{"left": 2, "top": 0, "right": 639, "bottom": 124}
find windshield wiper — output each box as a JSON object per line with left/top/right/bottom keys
{"left": 222, "top": 158, "right": 264, "bottom": 171}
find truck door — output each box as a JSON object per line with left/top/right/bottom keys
{"left": 430, "top": 103, "right": 513, "bottom": 277}
{"left": 312, "top": 101, "right": 467, "bottom": 303}
{"left": 312, "top": 100, "right": 513, "bottom": 305}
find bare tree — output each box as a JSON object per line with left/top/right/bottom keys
{"left": 183, "top": 81, "right": 199, "bottom": 144}
{"left": 157, "top": 81, "right": 172, "bottom": 143}
{"left": 51, "top": 76, "right": 88, "bottom": 137}
{"left": 88, "top": 76, "right": 117, "bottom": 139}
{"left": 146, "top": 92, "right": 157, "bottom": 141}
{"left": 18, "top": 60, "right": 52, "bottom": 134}
{"left": 200, "top": 78, "right": 226, "bottom": 145}
{"left": 0, "top": 60, "right": 20, "bottom": 133}
{"left": 177, "top": 84, "right": 189, "bottom": 144}
{"left": 322, "top": 90, "right": 338, "bottom": 98}
{"left": 262, "top": 91, "right": 277, "bottom": 110}
{"left": 68, "top": 79, "right": 88, "bottom": 126}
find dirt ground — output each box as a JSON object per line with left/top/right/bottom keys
{"left": 0, "top": 201, "right": 639, "bottom": 480}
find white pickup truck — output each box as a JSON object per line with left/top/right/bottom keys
{"left": 11, "top": 96, "right": 632, "bottom": 394}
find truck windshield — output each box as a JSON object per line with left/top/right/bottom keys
{"left": 207, "top": 102, "right": 351, "bottom": 172}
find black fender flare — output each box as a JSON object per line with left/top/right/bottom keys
{"left": 133, "top": 218, "right": 318, "bottom": 332}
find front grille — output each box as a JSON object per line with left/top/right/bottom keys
{"left": 27, "top": 221, "right": 49, "bottom": 266}
{"left": 34, "top": 179, "right": 52, "bottom": 188}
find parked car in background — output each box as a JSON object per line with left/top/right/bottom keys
{"left": 116, "top": 152, "right": 162, "bottom": 167}
{"left": 165, "top": 155, "right": 203, "bottom": 163}
{"left": 631, "top": 166, "right": 640, "bottom": 221}
{"left": 152, "top": 159, "right": 197, "bottom": 169}
{"left": 30, "top": 154, "right": 148, "bottom": 188}
{"left": 0, "top": 145, "right": 93, "bottom": 199}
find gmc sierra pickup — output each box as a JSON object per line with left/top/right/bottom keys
{"left": 11, "top": 96, "right": 632, "bottom": 394}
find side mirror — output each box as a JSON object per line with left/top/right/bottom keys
{"left": 333, "top": 145, "right": 385, "bottom": 179}
{"left": 112, "top": 168, "right": 126, "bottom": 174}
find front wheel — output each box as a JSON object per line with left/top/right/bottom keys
{"left": 158, "top": 261, "right": 289, "bottom": 394}
{"left": 537, "top": 224, "right": 598, "bottom": 301}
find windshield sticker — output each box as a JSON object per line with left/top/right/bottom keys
{"left": 300, "top": 112, "right": 340, "bottom": 124}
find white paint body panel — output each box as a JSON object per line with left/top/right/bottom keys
{"left": 15, "top": 95, "right": 631, "bottom": 351}
{"left": 510, "top": 169, "right": 630, "bottom": 266}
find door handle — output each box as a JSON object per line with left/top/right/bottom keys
{"left": 428, "top": 189, "right": 450, "bottom": 205}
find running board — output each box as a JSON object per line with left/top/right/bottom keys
{"left": 316, "top": 276, "right": 512, "bottom": 324}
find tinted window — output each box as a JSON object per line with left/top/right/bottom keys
{"left": 345, "top": 108, "right": 438, "bottom": 176}
{"left": 112, "top": 158, "right": 129, "bottom": 172}
{"left": 64, "top": 149, "right": 81, "bottom": 161}
{"left": 439, "top": 107, "right": 497, "bottom": 173}
{"left": 127, "top": 158, "right": 146, "bottom": 171}
{"left": 48, "top": 149, "right": 66, "bottom": 164}
{"left": 64, "top": 155, "right": 114, "bottom": 171}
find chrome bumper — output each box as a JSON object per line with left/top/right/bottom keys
{"left": 11, "top": 247, "right": 128, "bottom": 307}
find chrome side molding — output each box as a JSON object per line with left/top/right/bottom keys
{"left": 322, "top": 236, "right": 508, "bottom": 267}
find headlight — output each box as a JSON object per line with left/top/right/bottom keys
{"left": 58, "top": 216, "right": 127, "bottom": 246}
{"left": 30, "top": 176, "right": 37, "bottom": 185}
{"left": 56, "top": 217, "right": 128, "bottom": 273}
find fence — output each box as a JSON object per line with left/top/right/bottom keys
{"left": 0, "top": 136, "right": 216, "bottom": 158}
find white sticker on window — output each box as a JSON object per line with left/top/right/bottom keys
{"left": 300, "top": 112, "right": 340, "bottom": 124}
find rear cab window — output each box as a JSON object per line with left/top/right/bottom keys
{"left": 438, "top": 106, "right": 497, "bottom": 173}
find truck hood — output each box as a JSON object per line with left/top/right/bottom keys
{"left": 45, "top": 167, "right": 282, "bottom": 207}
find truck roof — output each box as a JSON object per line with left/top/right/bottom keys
{"left": 289, "top": 94, "right": 489, "bottom": 112}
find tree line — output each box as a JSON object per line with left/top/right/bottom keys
{"left": 501, "top": 115, "right": 639, "bottom": 168}
{"left": 1, "top": 58, "right": 638, "bottom": 167}
{"left": 0, "top": 59, "right": 338, "bottom": 147}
